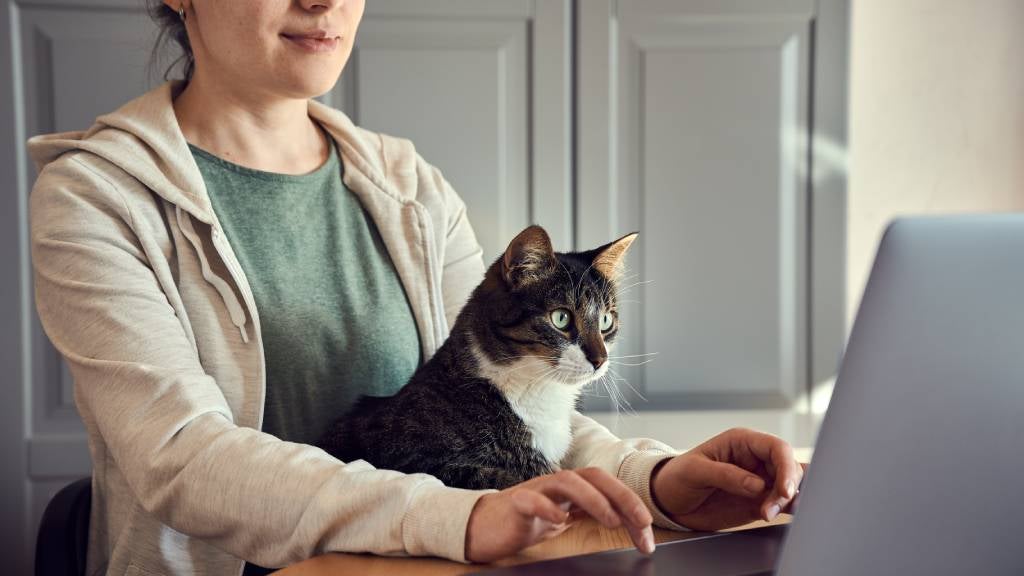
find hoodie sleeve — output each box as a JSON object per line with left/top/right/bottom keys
{"left": 561, "top": 412, "right": 690, "bottom": 531}
{"left": 28, "top": 153, "right": 488, "bottom": 567}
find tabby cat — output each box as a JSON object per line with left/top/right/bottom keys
{"left": 316, "top": 225, "right": 637, "bottom": 490}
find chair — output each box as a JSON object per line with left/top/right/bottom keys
{"left": 35, "top": 477, "right": 91, "bottom": 576}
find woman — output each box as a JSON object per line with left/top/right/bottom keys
{"left": 27, "top": 1, "right": 803, "bottom": 574}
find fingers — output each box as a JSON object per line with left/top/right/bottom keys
{"left": 533, "top": 468, "right": 655, "bottom": 554}
{"left": 764, "top": 447, "right": 802, "bottom": 521}
{"left": 726, "top": 429, "right": 803, "bottom": 520}
{"left": 682, "top": 458, "right": 767, "bottom": 499}
{"left": 781, "top": 463, "right": 808, "bottom": 514}
{"left": 510, "top": 489, "right": 570, "bottom": 525}
{"left": 574, "top": 468, "right": 655, "bottom": 555}
{"left": 702, "top": 428, "right": 804, "bottom": 521}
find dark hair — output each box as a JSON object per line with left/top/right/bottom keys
{"left": 145, "top": 0, "right": 195, "bottom": 83}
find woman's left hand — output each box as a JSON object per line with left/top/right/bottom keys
{"left": 649, "top": 427, "right": 806, "bottom": 531}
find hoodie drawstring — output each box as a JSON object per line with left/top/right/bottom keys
{"left": 175, "top": 206, "right": 250, "bottom": 344}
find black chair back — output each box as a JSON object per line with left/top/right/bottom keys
{"left": 35, "top": 477, "right": 91, "bottom": 576}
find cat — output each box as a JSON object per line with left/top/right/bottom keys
{"left": 316, "top": 225, "right": 637, "bottom": 490}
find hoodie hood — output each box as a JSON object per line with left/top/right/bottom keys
{"left": 25, "top": 79, "right": 412, "bottom": 225}
{"left": 27, "top": 80, "right": 216, "bottom": 224}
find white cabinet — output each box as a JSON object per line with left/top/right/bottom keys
{"left": 576, "top": 0, "right": 847, "bottom": 410}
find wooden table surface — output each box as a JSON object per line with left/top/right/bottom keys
{"left": 273, "top": 514, "right": 792, "bottom": 575}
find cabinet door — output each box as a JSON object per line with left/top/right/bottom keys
{"left": 328, "top": 0, "right": 572, "bottom": 261}
{"left": 577, "top": 0, "right": 840, "bottom": 410}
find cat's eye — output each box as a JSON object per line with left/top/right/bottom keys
{"left": 550, "top": 308, "right": 572, "bottom": 330}
{"left": 600, "top": 312, "right": 614, "bottom": 332}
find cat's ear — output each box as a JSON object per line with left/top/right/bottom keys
{"left": 592, "top": 232, "right": 638, "bottom": 280}
{"left": 502, "top": 225, "right": 556, "bottom": 288}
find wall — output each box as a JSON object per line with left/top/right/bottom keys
{"left": 847, "top": 0, "right": 1024, "bottom": 323}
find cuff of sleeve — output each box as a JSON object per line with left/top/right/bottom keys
{"left": 618, "top": 450, "right": 691, "bottom": 531}
{"left": 401, "top": 481, "right": 496, "bottom": 563}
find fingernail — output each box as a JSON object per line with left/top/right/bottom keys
{"left": 766, "top": 503, "right": 781, "bottom": 520}
{"left": 642, "top": 527, "right": 655, "bottom": 554}
{"left": 785, "top": 480, "right": 797, "bottom": 499}
{"left": 742, "top": 476, "right": 763, "bottom": 494}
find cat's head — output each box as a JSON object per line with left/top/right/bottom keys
{"left": 466, "top": 225, "right": 637, "bottom": 391}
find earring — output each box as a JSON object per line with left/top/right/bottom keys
{"left": 178, "top": 4, "right": 186, "bottom": 21}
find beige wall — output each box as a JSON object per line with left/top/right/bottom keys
{"left": 847, "top": 0, "right": 1024, "bottom": 323}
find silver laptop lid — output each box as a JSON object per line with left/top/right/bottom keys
{"left": 777, "top": 215, "right": 1024, "bottom": 575}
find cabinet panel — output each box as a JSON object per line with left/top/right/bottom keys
{"left": 643, "top": 35, "right": 805, "bottom": 398}
{"left": 579, "top": 0, "right": 816, "bottom": 409}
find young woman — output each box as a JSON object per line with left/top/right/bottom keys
{"left": 27, "top": 1, "right": 803, "bottom": 574}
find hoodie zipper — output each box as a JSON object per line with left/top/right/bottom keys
{"left": 208, "top": 219, "right": 268, "bottom": 430}
{"left": 175, "top": 205, "right": 268, "bottom": 430}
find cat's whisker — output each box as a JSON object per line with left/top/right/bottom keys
{"left": 606, "top": 379, "right": 634, "bottom": 416}
{"left": 594, "top": 374, "right": 614, "bottom": 402}
{"left": 610, "top": 388, "right": 636, "bottom": 415}
{"left": 592, "top": 370, "right": 633, "bottom": 416}
{"left": 607, "top": 367, "right": 647, "bottom": 403}
{"left": 607, "top": 352, "right": 658, "bottom": 359}
{"left": 615, "top": 279, "right": 654, "bottom": 295}
{"left": 608, "top": 359, "right": 657, "bottom": 367}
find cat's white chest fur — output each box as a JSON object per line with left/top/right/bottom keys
{"left": 472, "top": 344, "right": 586, "bottom": 465}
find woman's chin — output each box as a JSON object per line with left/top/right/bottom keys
{"left": 276, "top": 70, "right": 345, "bottom": 100}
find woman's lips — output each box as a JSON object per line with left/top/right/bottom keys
{"left": 282, "top": 34, "right": 340, "bottom": 53}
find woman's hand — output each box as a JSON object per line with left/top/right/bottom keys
{"left": 650, "top": 428, "right": 806, "bottom": 531}
{"left": 464, "top": 468, "right": 655, "bottom": 563}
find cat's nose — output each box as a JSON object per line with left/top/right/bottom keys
{"left": 587, "top": 353, "right": 606, "bottom": 370}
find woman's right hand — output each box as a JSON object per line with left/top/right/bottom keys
{"left": 464, "top": 467, "right": 656, "bottom": 563}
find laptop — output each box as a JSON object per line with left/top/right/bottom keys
{"left": 473, "top": 215, "right": 1024, "bottom": 575}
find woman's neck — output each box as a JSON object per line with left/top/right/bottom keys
{"left": 172, "top": 74, "right": 330, "bottom": 175}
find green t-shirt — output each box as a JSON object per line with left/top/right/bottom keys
{"left": 188, "top": 126, "right": 421, "bottom": 446}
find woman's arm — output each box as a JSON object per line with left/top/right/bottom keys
{"left": 561, "top": 412, "right": 689, "bottom": 530}
{"left": 30, "top": 154, "right": 486, "bottom": 567}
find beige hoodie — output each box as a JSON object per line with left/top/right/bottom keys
{"left": 26, "top": 80, "right": 681, "bottom": 576}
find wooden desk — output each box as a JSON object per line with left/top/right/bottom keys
{"left": 273, "top": 515, "right": 792, "bottom": 575}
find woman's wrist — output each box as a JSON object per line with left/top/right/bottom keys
{"left": 648, "top": 457, "right": 678, "bottom": 521}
